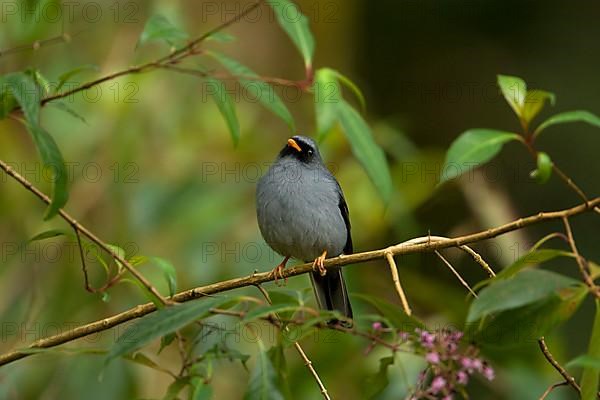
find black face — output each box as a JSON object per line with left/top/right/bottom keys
{"left": 278, "top": 135, "right": 321, "bottom": 164}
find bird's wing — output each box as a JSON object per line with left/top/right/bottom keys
{"left": 338, "top": 190, "right": 353, "bottom": 254}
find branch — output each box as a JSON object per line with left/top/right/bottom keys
{"left": 562, "top": 216, "right": 600, "bottom": 298}
{"left": 0, "top": 158, "right": 168, "bottom": 305}
{"left": 0, "top": 197, "right": 599, "bottom": 367}
{"left": 537, "top": 337, "right": 581, "bottom": 396}
{"left": 384, "top": 251, "right": 412, "bottom": 315}
{"left": 36, "top": 1, "right": 262, "bottom": 107}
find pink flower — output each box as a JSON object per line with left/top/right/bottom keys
{"left": 419, "top": 330, "right": 435, "bottom": 348}
{"left": 457, "top": 370, "right": 469, "bottom": 385}
{"left": 430, "top": 376, "right": 447, "bottom": 394}
{"left": 482, "top": 365, "right": 495, "bottom": 381}
{"left": 472, "top": 358, "right": 483, "bottom": 371}
{"left": 426, "top": 352, "right": 440, "bottom": 364}
{"left": 372, "top": 322, "right": 382, "bottom": 331}
{"left": 442, "top": 395, "right": 454, "bottom": 400}
{"left": 460, "top": 357, "right": 473, "bottom": 370}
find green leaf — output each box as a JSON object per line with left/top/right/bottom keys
{"left": 467, "top": 269, "right": 580, "bottom": 322}
{"left": 243, "top": 342, "right": 285, "bottom": 400}
{"left": 334, "top": 71, "right": 366, "bottom": 112}
{"left": 566, "top": 354, "right": 600, "bottom": 370}
{"left": 206, "top": 31, "right": 236, "bottom": 43}
{"left": 440, "top": 129, "right": 521, "bottom": 182}
{"left": 124, "top": 353, "right": 174, "bottom": 376}
{"left": 267, "top": 345, "right": 292, "bottom": 399}
{"left": 353, "top": 294, "right": 425, "bottom": 330}
{"left": 337, "top": 100, "right": 392, "bottom": 203}
{"left": 0, "top": 78, "right": 17, "bottom": 119}
{"left": 4, "top": 72, "right": 41, "bottom": 125}
{"left": 137, "top": 14, "right": 189, "bottom": 48}
{"left": 534, "top": 110, "right": 600, "bottom": 138}
{"left": 27, "top": 229, "right": 71, "bottom": 243}
{"left": 55, "top": 64, "right": 99, "bottom": 93}
{"left": 314, "top": 68, "right": 341, "bottom": 140}
{"left": 580, "top": 300, "right": 600, "bottom": 400}
{"left": 48, "top": 101, "right": 88, "bottom": 125}
{"left": 242, "top": 303, "right": 301, "bottom": 323}
{"left": 163, "top": 377, "right": 190, "bottom": 400}
{"left": 191, "top": 379, "right": 213, "bottom": 400}
{"left": 148, "top": 257, "right": 178, "bottom": 297}
{"left": 522, "top": 90, "right": 555, "bottom": 125}
{"left": 209, "top": 51, "right": 295, "bottom": 131}
{"left": 497, "top": 74, "right": 527, "bottom": 118}
{"left": 364, "top": 356, "right": 395, "bottom": 399}
{"left": 27, "top": 69, "right": 52, "bottom": 95}
{"left": 205, "top": 78, "right": 240, "bottom": 146}
{"left": 530, "top": 151, "right": 553, "bottom": 184}
{"left": 474, "top": 249, "right": 573, "bottom": 291}
{"left": 106, "top": 297, "right": 232, "bottom": 365}
{"left": 267, "top": 0, "right": 315, "bottom": 69}
{"left": 470, "top": 284, "right": 587, "bottom": 349}
{"left": 28, "top": 124, "right": 69, "bottom": 219}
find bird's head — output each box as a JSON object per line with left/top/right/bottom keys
{"left": 278, "top": 135, "right": 322, "bottom": 164}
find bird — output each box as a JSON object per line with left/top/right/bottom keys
{"left": 256, "top": 135, "right": 353, "bottom": 326}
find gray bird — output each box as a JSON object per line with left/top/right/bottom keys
{"left": 256, "top": 135, "right": 353, "bottom": 326}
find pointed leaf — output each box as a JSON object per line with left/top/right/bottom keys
{"left": 522, "top": 90, "right": 554, "bottom": 125}
{"left": 55, "top": 64, "right": 99, "bottom": 93}
{"left": 441, "top": 129, "right": 521, "bottom": 182}
{"left": 149, "top": 257, "right": 178, "bottom": 297}
{"left": 48, "top": 101, "right": 88, "bottom": 125}
{"left": 314, "top": 68, "right": 341, "bottom": 140}
{"left": 364, "top": 356, "right": 395, "bottom": 399}
{"left": 106, "top": 297, "right": 233, "bottom": 364}
{"left": 497, "top": 74, "right": 527, "bottom": 118}
{"left": 27, "top": 229, "right": 71, "bottom": 243}
{"left": 468, "top": 269, "right": 580, "bottom": 322}
{"left": 205, "top": 78, "right": 240, "bottom": 146}
{"left": 338, "top": 100, "right": 392, "bottom": 202}
{"left": 243, "top": 342, "right": 285, "bottom": 400}
{"left": 534, "top": 110, "right": 600, "bottom": 138}
{"left": 267, "top": 0, "right": 315, "bottom": 69}
{"left": 138, "top": 14, "right": 189, "bottom": 48}
{"left": 209, "top": 52, "right": 295, "bottom": 130}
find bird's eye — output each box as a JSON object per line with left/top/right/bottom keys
{"left": 307, "top": 149, "right": 314, "bottom": 156}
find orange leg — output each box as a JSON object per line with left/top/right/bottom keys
{"left": 312, "top": 250, "right": 328, "bottom": 276}
{"left": 271, "top": 256, "right": 290, "bottom": 286}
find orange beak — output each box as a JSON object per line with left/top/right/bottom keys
{"left": 287, "top": 138, "right": 302, "bottom": 152}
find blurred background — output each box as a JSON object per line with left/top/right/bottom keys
{"left": 1, "top": 0, "right": 599, "bottom": 398}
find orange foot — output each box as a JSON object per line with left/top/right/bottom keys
{"left": 271, "top": 256, "right": 290, "bottom": 286}
{"left": 312, "top": 250, "right": 328, "bottom": 276}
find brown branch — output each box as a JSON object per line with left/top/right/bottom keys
{"left": 0, "top": 32, "right": 74, "bottom": 58}
{"left": 539, "top": 382, "right": 568, "bottom": 400}
{"left": 384, "top": 251, "right": 412, "bottom": 315}
{"left": 0, "top": 197, "right": 599, "bottom": 367}
{"left": 0, "top": 158, "right": 168, "bottom": 305}
{"left": 434, "top": 250, "right": 478, "bottom": 298}
{"left": 37, "top": 2, "right": 262, "bottom": 107}
{"left": 562, "top": 216, "right": 600, "bottom": 298}
{"left": 537, "top": 337, "right": 581, "bottom": 396}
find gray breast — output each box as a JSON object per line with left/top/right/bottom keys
{"left": 256, "top": 158, "right": 347, "bottom": 262}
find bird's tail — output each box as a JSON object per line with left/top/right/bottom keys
{"left": 310, "top": 268, "right": 353, "bottom": 327}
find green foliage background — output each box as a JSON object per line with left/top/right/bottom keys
{"left": 1, "top": 0, "right": 599, "bottom": 399}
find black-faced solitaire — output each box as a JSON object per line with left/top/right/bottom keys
{"left": 256, "top": 135, "right": 353, "bottom": 326}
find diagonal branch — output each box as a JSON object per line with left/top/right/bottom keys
{"left": 0, "top": 158, "right": 168, "bottom": 305}
{"left": 0, "top": 197, "right": 599, "bottom": 367}
{"left": 537, "top": 337, "right": 581, "bottom": 396}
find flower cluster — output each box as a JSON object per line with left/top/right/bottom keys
{"left": 369, "top": 323, "right": 494, "bottom": 399}
{"left": 409, "top": 328, "right": 494, "bottom": 399}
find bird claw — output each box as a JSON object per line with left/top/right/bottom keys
{"left": 312, "top": 251, "right": 327, "bottom": 276}
{"left": 270, "top": 256, "right": 290, "bottom": 286}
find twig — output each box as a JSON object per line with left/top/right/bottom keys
{"left": 37, "top": 2, "right": 262, "bottom": 107}
{"left": 562, "top": 216, "right": 600, "bottom": 298}
{"left": 255, "top": 285, "right": 331, "bottom": 400}
{"left": 539, "top": 382, "right": 568, "bottom": 400}
{"left": 434, "top": 250, "right": 477, "bottom": 298}
{"left": 0, "top": 197, "right": 599, "bottom": 367}
{"left": 384, "top": 251, "right": 412, "bottom": 315}
{"left": 537, "top": 337, "right": 581, "bottom": 396}
{"left": 0, "top": 32, "right": 74, "bottom": 58}
{"left": 0, "top": 158, "right": 168, "bottom": 305}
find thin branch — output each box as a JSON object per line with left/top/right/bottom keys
{"left": 0, "top": 158, "right": 168, "bottom": 305}
{"left": 384, "top": 251, "right": 412, "bottom": 315}
{"left": 539, "top": 381, "right": 568, "bottom": 400}
{"left": 0, "top": 32, "right": 74, "bottom": 57}
{"left": 0, "top": 197, "right": 599, "bottom": 367}
{"left": 37, "top": 2, "right": 262, "bottom": 107}
{"left": 537, "top": 337, "right": 581, "bottom": 396}
{"left": 434, "top": 250, "right": 477, "bottom": 298}
{"left": 255, "top": 285, "right": 331, "bottom": 400}
{"left": 562, "top": 216, "right": 600, "bottom": 298}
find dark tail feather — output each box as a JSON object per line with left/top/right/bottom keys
{"left": 310, "top": 268, "right": 353, "bottom": 327}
